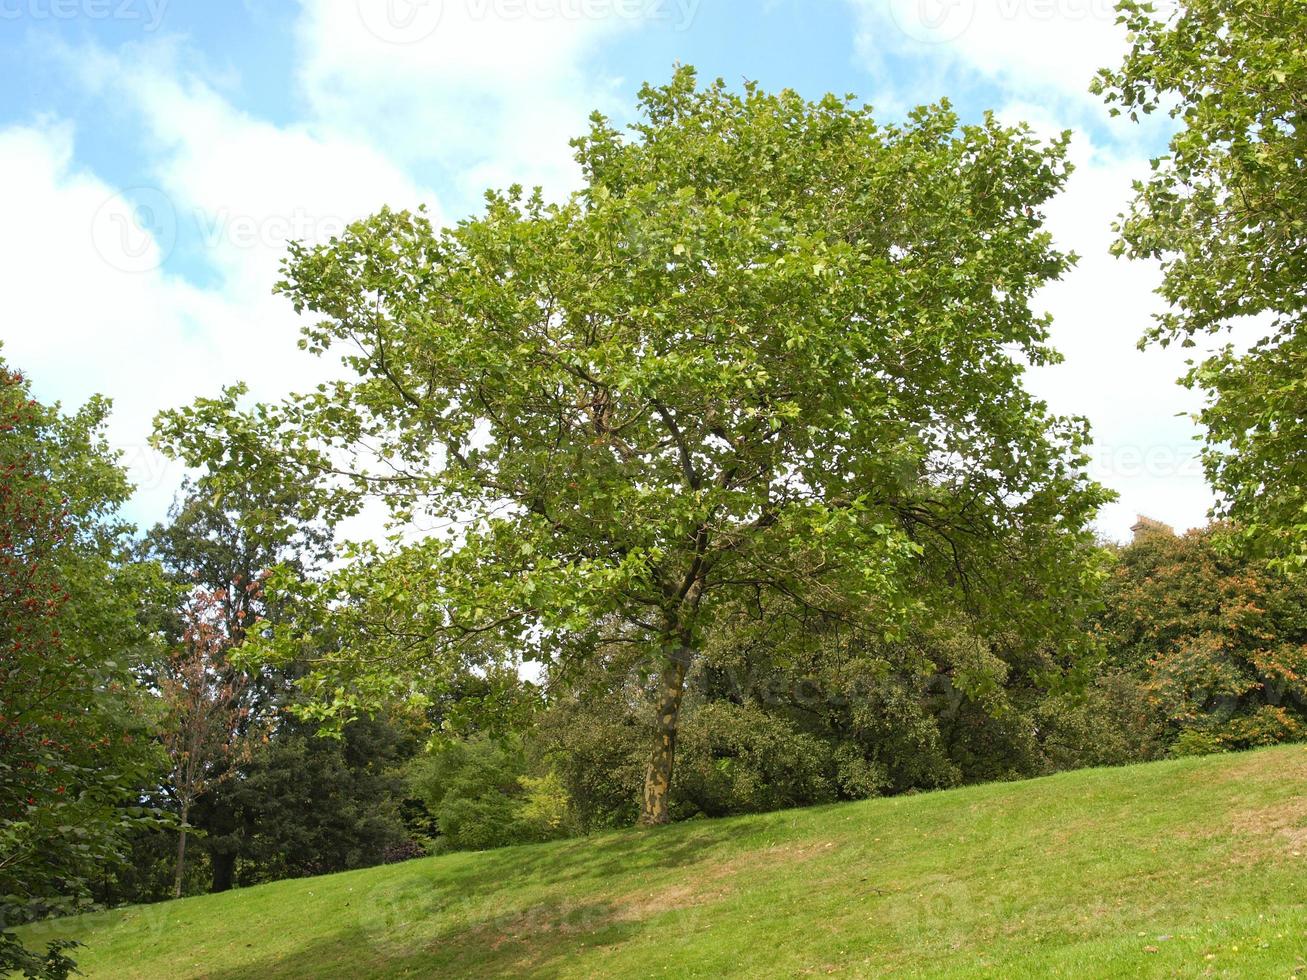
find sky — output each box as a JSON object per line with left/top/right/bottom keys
{"left": 1, "top": 0, "right": 1216, "bottom": 541}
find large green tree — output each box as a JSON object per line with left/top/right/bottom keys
{"left": 157, "top": 70, "right": 1109, "bottom": 824}
{"left": 1094, "top": 0, "right": 1307, "bottom": 566}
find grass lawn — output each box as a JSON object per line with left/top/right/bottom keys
{"left": 22, "top": 745, "right": 1307, "bottom": 978}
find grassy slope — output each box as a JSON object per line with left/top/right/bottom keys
{"left": 24, "top": 746, "right": 1307, "bottom": 979}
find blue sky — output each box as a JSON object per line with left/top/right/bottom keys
{"left": 1, "top": 0, "right": 1213, "bottom": 539}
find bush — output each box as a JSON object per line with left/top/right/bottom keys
{"left": 409, "top": 738, "right": 575, "bottom": 852}
{"left": 1039, "top": 671, "right": 1166, "bottom": 769}
{"left": 673, "top": 702, "right": 840, "bottom": 818}
{"left": 536, "top": 683, "right": 649, "bottom": 831}
{"left": 1171, "top": 730, "right": 1225, "bottom": 758}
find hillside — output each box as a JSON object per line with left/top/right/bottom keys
{"left": 24, "top": 746, "right": 1307, "bottom": 978}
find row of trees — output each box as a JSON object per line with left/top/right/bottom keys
{"left": 0, "top": 396, "right": 430, "bottom": 975}
{"left": 381, "top": 519, "right": 1307, "bottom": 848}
{"left": 4, "top": 365, "right": 1302, "bottom": 936}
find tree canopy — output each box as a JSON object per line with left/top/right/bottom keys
{"left": 157, "top": 68, "right": 1110, "bottom": 824}
{"left": 1099, "top": 522, "right": 1307, "bottom": 753}
{"left": 0, "top": 358, "right": 164, "bottom": 974}
{"left": 1094, "top": 0, "right": 1307, "bottom": 567}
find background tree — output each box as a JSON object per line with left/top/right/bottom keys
{"left": 157, "top": 68, "right": 1109, "bottom": 825}
{"left": 215, "top": 711, "right": 417, "bottom": 884}
{"left": 0, "top": 358, "right": 164, "bottom": 975}
{"left": 1094, "top": 0, "right": 1307, "bottom": 566}
{"left": 408, "top": 735, "right": 575, "bottom": 852}
{"left": 159, "top": 587, "right": 254, "bottom": 899}
{"left": 103, "top": 481, "right": 426, "bottom": 899}
{"left": 142, "top": 478, "right": 331, "bottom": 893}
{"left": 1097, "top": 522, "right": 1307, "bottom": 754}
{"left": 144, "top": 476, "right": 331, "bottom": 649}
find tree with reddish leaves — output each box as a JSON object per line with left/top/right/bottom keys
{"left": 159, "top": 586, "right": 259, "bottom": 898}
{"left": 1100, "top": 522, "right": 1307, "bottom": 754}
{"left": 0, "top": 358, "right": 163, "bottom": 975}
{"left": 140, "top": 476, "right": 332, "bottom": 895}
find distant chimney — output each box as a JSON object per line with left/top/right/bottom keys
{"left": 1130, "top": 515, "right": 1174, "bottom": 542}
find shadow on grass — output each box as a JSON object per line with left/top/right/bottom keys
{"left": 202, "top": 906, "right": 645, "bottom": 980}
{"left": 203, "top": 823, "right": 744, "bottom": 980}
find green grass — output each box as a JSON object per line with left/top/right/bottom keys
{"left": 22, "top": 746, "right": 1307, "bottom": 978}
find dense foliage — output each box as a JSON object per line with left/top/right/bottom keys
{"left": 89, "top": 479, "right": 424, "bottom": 903}
{"left": 157, "top": 67, "right": 1109, "bottom": 825}
{"left": 0, "top": 361, "right": 164, "bottom": 975}
{"left": 208, "top": 713, "right": 417, "bottom": 886}
{"left": 528, "top": 521, "right": 1303, "bottom": 828}
{"left": 1099, "top": 523, "right": 1307, "bottom": 753}
{"left": 409, "top": 737, "right": 574, "bottom": 852}
{"left": 1095, "top": 0, "right": 1307, "bottom": 567}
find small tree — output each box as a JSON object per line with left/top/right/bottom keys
{"left": 159, "top": 587, "right": 254, "bottom": 897}
{"left": 158, "top": 70, "right": 1109, "bottom": 824}
{"left": 143, "top": 477, "right": 331, "bottom": 892}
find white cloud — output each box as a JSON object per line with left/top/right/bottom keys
{"left": 850, "top": 0, "right": 1130, "bottom": 102}
{"left": 0, "top": 122, "right": 223, "bottom": 523}
{"left": 0, "top": 71, "right": 435, "bottom": 526}
{"left": 7, "top": 2, "right": 642, "bottom": 528}
{"left": 1003, "top": 107, "right": 1218, "bottom": 540}
{"left": 71, "top": 43, "right": 437, "bottom": 293}
{"left": 307, "top": 0, "right": 636, "bottom": 80}
{"left": 294, "top": 0, "right": 650, "bottom": 202}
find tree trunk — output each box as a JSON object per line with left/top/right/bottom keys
{"left": 210, "top": 849, "right": 236, "bottom": 893}
{"left": 172, "top": 800, "right": 190, "bottom": 899}
{"left": 639, "top": 649, "right": 689, "bottom": 826}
